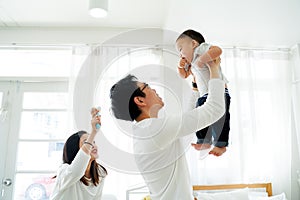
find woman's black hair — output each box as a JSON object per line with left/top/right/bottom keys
{"left": 62, "top": 131, "right": 107, "bottom": 186}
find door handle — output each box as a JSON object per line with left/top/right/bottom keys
{"left": 2, "top": 178, "right": 12, "bottom": 186}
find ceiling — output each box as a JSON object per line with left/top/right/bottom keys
{"left": 0, "top": 0, "right": 168, "bottom": 28}
{"left": 0, "top": 0, "right": 299, "bottom": 48}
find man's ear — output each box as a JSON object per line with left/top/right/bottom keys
{"left": 134, "top": 97, "right": 145, "bottom": 106}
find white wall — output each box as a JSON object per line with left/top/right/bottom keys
{"left": 164, "top": 0, "right": 300, "bottom": 48}
{"left": 0, "top": 27, "right": 130, "bottom": 45}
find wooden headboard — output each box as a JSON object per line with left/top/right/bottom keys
{"left": 142, "top": 183, "right": 272, "bottom": 200}
{"left": 193, "top": 183, "right": 273, "bottom": 197}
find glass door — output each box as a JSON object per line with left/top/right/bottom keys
{"left": 0, "top": 81, "right": 70, "bottom": 200}
{"left": 0, "top": 81, "right": 15, "bottom": 200}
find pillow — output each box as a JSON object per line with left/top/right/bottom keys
{"left": 255, "top": 193, "right": 286, "bottom": 200}
{"left": 143, "top": 195, "right": 151, "bottom": 200}
{"left": 195, "top": 188, "right": 249, "bottom": 200}
{"left": 101, "top": 194, "right": 118, "bottom": 200}
{"left": 249, "top": 191, "right": 268, "bottom": 200}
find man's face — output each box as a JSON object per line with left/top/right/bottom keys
{"left": 137, "top": 82, "right": 164, "bottom": 110}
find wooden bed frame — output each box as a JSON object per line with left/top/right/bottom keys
{"left": 140, "top": 183, "right": 273, "bottom": 200}
{"left": 193, "top": 182, "right": 273, "bottom": 197}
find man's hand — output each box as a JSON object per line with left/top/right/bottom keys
{"left": 207, "top": 57, "right": 221, "bottom": 79}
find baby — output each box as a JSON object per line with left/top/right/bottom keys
{"left": 176, "top": 29, "right": 231, "bottom": 157}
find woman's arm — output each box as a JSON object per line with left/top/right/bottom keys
{"left": 81, "top": 108, "right": 100, "bottom": 154}
{"left": 55, "top": 109, "right": 101, "bottom": 189}
{"left": 56, "top": 150, "right": 91, "bottom": 190}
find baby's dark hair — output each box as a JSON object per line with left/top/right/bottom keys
{"left": 177, "top": 29, "right": 205, "bottom": 45}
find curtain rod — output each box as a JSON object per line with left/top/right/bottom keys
{"left": 222, "top": 46, "right": 290, "bottom": 52}
{"left": 0, "top": 43, "right": 292, "bottom": 52}
{"left": 293, "top": 80, "right": 300, "bottom": 84}
{"left": 0, "top": 77, "right": 68, "bottom": 82}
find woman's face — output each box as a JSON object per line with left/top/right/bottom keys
{"left": 79, "top": 133, "right": 99, "bottom": 160}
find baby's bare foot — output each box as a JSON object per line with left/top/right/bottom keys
{"left": 191, "top": 143, "right": 211, "bottom": 151}
{"left": 209, "top": 146, "right": 226, "bottom": 156}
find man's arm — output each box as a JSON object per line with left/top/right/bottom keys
{"left": 152, "top": 60, "right": 225, "bottom": 147}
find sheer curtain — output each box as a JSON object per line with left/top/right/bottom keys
{"left": 187, "top": 47, "right": 292, "bottom": 197}
{"left": 291, "top": 44, "right": 300, "bottom": 161}
{"left": 68, "top": 45, "right": 293, "bottom": 199}
{"left": 291, "top": 44, "right": 300, "bottom": 199}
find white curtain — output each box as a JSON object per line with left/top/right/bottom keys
{"left": 68, "top": 45, "right": 294, "bottom": 199}
{"left": 187, "top": 47, "right": 292, "bottom": 198}
{"left": 291, "top": 44, "right": 300, "bottom": 197}
{"left": 291, "top": 45, "right": 300, "bottom": 159}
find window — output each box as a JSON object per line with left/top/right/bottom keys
{"left": 0, "top": 48, "right": 72, "bottom": 77}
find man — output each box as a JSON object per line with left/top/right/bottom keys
{"left": 110, "top": 59, "right": 225, "bottom": 200}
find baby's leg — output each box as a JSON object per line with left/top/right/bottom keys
{"left": 210, "top": 92, "right": 231, "bottom": 156}
{"left": 191, "top": 143, "right": 211, "bottom": 150}
{"left": 192, "top": 96, "right": 213, "bottom": 151}
{"left": 217, "top": 91, "right": 231, "bottom": 145}
{"left": 192, "top": 126, "right": 212, "bottom": 150}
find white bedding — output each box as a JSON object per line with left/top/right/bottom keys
{"left": 252, "top": 193, "right": 287, "bottom": 200}
{"left": 194, "top": 188, "right": 287, "bottom": 200}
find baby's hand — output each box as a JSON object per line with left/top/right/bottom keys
{"left": 179, "top": 57, "right": 188, "bottom": 67}
{"left": 179, "top": 57, "right": 191, "bottom": 71}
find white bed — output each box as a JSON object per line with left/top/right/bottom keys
{"left": 126, "top": 183, "right": 287, "bottom": 200}
{"left": 133, "top": 182, "right": 287, "bottom": 200}
{"left": 193, "top": 183, "right": 286, "bottom": 200}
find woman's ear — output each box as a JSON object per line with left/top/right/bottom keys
{"left": 134, "top": 97, "right": 145, "bottom": 106}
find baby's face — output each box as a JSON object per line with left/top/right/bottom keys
{"left": 176, "top": 37, "right": 196, "bottom": 63}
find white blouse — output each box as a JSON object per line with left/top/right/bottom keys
{"left": 50, "top": 149, "right": 106, "bottom": 200}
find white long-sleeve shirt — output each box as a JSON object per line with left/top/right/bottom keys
{"left": 133, "top": 79, "right": 225, "bottom": 200}
{"left": 50, "top": 149, "right": 106, "bottom": 200}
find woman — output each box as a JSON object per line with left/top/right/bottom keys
{"left": 50, "top": 108, "right": 107, "bottom": 200}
